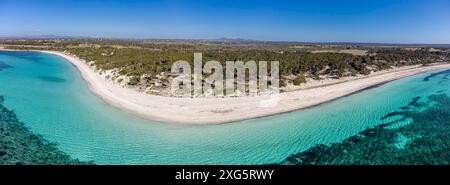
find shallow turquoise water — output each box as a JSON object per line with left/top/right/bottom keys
{"left": 0, "top": 50, "right": 449, "bottom": 164}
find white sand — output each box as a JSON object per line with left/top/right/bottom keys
{"left": 31, "top": 51, "right": 450, "bottom": 124}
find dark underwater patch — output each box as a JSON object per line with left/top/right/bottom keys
{"left": 438, "top": 76, "right": 449, "bottom": 84}
{"left": 0, "top": 95, "right": 92, "bottom": 164}
{"left": 380, "top": 111, "right": 402, "bottom": 120}
{"left": 400, "top": 106, "right": 411, "bottom": 110}
{"left": 407, "top": 96, "right": 426, "bottom": 107}
{"left": 0, "top": 62, "right": 13, "bottom": 71}
{"left": 0, "top": 51, "right": 46, "bottom": 63}
{"left": 423, "top": 69, "right": 450, "bottom": 82}
{"left": 37, "top": 75, "right": 66, "bottom": 83}
{"left": 24, "top": 56, "right": 48, "bottom": 63}
{"left": 282, "top": 93, "right": 450, "bottom": 165}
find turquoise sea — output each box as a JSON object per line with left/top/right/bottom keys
{"left": 1, "top": 50, "right": 450, "bottom": 164}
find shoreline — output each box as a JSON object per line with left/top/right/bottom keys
{"left": 3, "top": 49, "right": 450, "bottom": 124}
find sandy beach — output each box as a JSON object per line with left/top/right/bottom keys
{"left": 9, "top": 50, "right": 450, "bottom": 124}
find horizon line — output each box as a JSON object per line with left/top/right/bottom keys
{"left": 1, "top": 34, "right": 450, "bottom": 46}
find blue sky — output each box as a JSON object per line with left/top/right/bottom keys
{"left": 0, "top": 0, "right": 449, "bottom": 43}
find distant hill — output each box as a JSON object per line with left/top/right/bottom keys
{"left": 0, "top": 35, "right": 86, "bottom": 39}
{"left": 1, "top": 35, "right": 449, "bottom": 48}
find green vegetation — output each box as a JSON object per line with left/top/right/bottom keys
{"left": 128, "top": 76, "right": 140, "bottom": 85}
{"left": 1, "top": 39, "right": 449, "bottom": 93}
{"left": 292, "top": 75, "right": 307, "bottom": 85}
